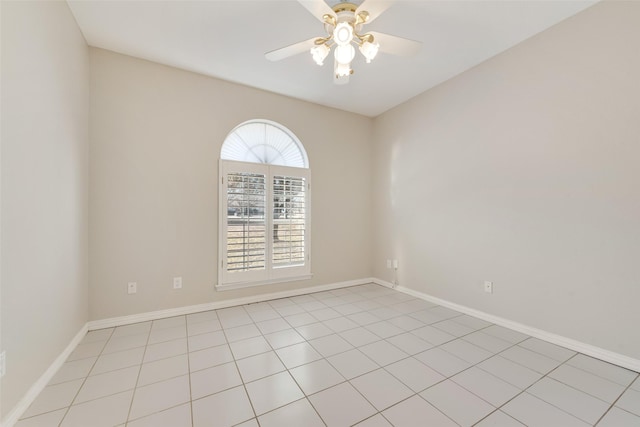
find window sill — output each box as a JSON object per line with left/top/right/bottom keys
{"left": 215, "top": 274, "right": 313, "bottom": 292}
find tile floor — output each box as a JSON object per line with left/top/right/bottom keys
{"left": 16, "top": 283, "right": 640, "bottom": 427}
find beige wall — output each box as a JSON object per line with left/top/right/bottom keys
{"left": 1, "top": 0, "right": 89, "bottom": 419}
{"left": 373, "top": 0, "right": 640, "bottom": 359}
{"left": 89, "top": 48, "right": 373, "bottom": 320}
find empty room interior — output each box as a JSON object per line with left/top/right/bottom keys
{"left": 2, "top": 0, "right": 640, "bottom": 426}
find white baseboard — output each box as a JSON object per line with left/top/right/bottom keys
{"left": 7, "top": 276, "right": 637, "bottom": 427}
{"left": 88, "top": 277, "right": 375, "bottom": 331}
{"left": 2, "top": 323, "right": 89, "bottom": 427}
{"left": 372, "top": 278, "right": 640, "bottom": 373}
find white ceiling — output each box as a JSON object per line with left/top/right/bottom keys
{"left": 67, "top": 0, "right": 597, "bottom": 117}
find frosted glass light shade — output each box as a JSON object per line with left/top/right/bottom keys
{"left": 359, "top": 41, "right": 379, "bottom": 63}
{"left": 335, "top": 61, "right": 351, "bottom": 77}
{"left": 334, "top": 44, "right": 355, "bottom": 65}
{"left": 310, "top": 43, "right": 330, "bottom": 65}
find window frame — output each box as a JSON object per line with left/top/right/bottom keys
{"left": 217, "top": 159, "right": 312, "bottom": 291}
{"left": 220, "top": 119, "right": 309, "bottom": 168}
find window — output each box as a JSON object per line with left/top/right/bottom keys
{"left": 218, "top": 120, "right": 311, "bottom": 290}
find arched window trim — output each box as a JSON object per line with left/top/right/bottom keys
{"left": 217, "top": 120, "right": 312, "bottom": 291}
{"left": 220, "top": 119, "right": 309, "bottom": 169}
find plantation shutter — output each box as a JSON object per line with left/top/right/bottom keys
{"left": 221, "top": 161, "right": 269, "bottom": 285}
{"left": 220, "top": 160, "right": 310, "bottom": 288}
{"left": 226, "top": 172, "right": 266, "bottom": 272}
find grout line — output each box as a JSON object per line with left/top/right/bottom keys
{"left": 219, "top": 304, "right": 262, "bottom": 425}
{"left": 181, "top": 315, "right": 194, "bottom": 427}
{"left": 564, "top": 356, "right": 640, "bottom": 387}
{"left": 55, "top": 328, "right": 115, "bottom": 427}
{"left": 123, "top": 323, "right": 152, "bottom": 425}
{"left": 492, "top": 353, "right": 599, "bottom": 426}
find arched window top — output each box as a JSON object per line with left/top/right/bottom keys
{"left": 221, "top": 120, "right": 309, "bottom": 168}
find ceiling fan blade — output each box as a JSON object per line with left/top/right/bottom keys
{"left": 367, "top": 31, "right": 422, "bottom": 56}
{"left": 297, "top": 0, "right": 336, "bottom": 23}
{"left": 355, "top": 0, "right": 394, "bottom": 24}
{"left": 265, "top": 38, "right": 317, "bottom": 62}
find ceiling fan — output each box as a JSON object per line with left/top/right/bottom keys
{"left": 265, "top": 0, "right": 422, "bottom": 84}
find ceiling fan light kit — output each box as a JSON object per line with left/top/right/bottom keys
{"left": 266, "top": 0, "right": 422, "bottom": 84}
{"left": 316, "top": 3, "right": 378, "bottom": 79}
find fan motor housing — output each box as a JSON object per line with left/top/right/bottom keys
{"left": 324, "top": 2, "right": 365, "bottom": 34}
{"left": 332, "top": 2, "right": 358, "bottom": 14}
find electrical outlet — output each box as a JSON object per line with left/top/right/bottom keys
{"left": 392, "top": 259, "right": 399, "bottom": 269}
{"left": 128, "top": 282, "right": 137, "bottom": 294}
{"left": 386, "top": 259, "right": 392, "bottom": 269}
{"left": 1, "top": 351, "right": 6, "bottom": 378}
{"left": 173, "top": 277, "right": 182, "bottom": 289}
{"left": 484, "top": 281, "right": 493, "bottom": 294}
